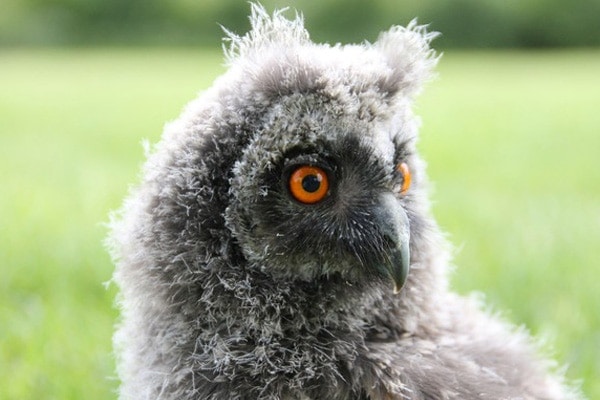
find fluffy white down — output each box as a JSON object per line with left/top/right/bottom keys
{"left": 109, "top": 4, "right": 582, "bottom": 400}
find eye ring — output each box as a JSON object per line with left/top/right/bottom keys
{"left": 397, "top": 162, "right": 411, "bottom": 195}
{"left": 288, "top": 165, "right": 330, "bottom": 204}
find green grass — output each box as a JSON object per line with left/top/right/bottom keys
{"left": 1, "top": 48, "right": 598, "bottom": 399}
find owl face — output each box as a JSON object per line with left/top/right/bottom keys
{"left": 225, "top": 90, "right": 416, "bottom": 292}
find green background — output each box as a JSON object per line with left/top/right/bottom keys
{"left": 2, "top": 0, "right": 600, "bottom": 48}
{"left": 1, "top": 1, "right": 599, "bottom": 399}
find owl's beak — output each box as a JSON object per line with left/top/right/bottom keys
{"left": 374, "top": 193, "right": 411, "bottom": 294}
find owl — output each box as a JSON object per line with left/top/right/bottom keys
{"left": 109, "top": 4, "right": 580, "bottom": 399}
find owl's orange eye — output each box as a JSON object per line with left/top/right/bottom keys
{"left": 397, "top": 162, "right": 411, "bottom": 194}
{"left": 288, "top": 165, "right": 329, "bottom": 204}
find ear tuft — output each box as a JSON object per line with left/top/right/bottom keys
{"left": 375, "top": 20, "right": 440, "bottom": 97}
{"left": 222, "top": 3, "right": 309, "bottom": 65}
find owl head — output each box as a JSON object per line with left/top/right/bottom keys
{"left": 115, "top": 4, "right": 440, "bottom": 301}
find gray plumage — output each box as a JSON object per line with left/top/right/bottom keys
{"left": 109, "top": 5, "right": 580, "bottom": 399}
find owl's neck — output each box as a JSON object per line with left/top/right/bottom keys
{"left": 198, "top": 258, "right": 444, "bottom": 345}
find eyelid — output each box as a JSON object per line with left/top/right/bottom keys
{"left": 283, "top": 153, "right": 333, "bottom": 172}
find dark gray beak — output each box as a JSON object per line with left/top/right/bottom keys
{"left": 373, "top": 193, "right": 411, "bottom": 294}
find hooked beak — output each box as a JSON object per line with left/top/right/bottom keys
{"left": 373, "top": 193, "right": 411, "bottom": 294}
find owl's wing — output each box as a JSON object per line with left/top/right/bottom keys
{"left": 362, "top": 319, "right": 572, "bottom": 399}
{"left": 363, "top": 337, "right": 517, "bottom": 399}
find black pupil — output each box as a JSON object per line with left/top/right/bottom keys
{"left": 302, "top": 174, "right": 321, "bottom": 193}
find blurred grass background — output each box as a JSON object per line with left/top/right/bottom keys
{"left": 2, "top": 0, "right": 600, "bottom": 48}
{"left": 1, "top": 1, "right": 599, "bottom": 399}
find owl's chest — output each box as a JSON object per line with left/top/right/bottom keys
{"left": 189, "top": 289, "right": 384, "bottom": 398}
